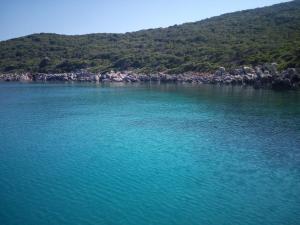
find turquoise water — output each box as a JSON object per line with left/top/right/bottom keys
{"left": 0, "top": 83, "right": 299, "bottom": 225}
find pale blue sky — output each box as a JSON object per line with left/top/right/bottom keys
{"left": 0, "top": 0, "right": 291, "bottom": 41}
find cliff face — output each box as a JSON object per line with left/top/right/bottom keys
{"left": 0, "top": 1, "right": 300, "bottom": 73}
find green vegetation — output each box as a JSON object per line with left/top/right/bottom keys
{"left": 1, "top": 0, "right": 300, "bottom": 73}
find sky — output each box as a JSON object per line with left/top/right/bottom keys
{"left": 0, "top": 0, "right": 292, "bottom": 41}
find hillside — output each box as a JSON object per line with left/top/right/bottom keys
{"left": 0, "top": 0, "right": 300, "bottom": 74}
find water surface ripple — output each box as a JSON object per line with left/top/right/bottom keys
{"left": 0, "top": 83, "right": 299, "bottom": 225}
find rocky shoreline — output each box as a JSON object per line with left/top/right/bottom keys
{"left": 1, "top": 63, "right": 299, "bottom": 90}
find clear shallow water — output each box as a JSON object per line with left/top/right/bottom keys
{"left": 0, "top": 82, "right": 299, "bottom": 225}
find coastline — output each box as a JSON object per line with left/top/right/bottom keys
{"left": 1, "top": 64, "right": 299, "bottom": 90}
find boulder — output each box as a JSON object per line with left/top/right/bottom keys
{"left": 263, "top": 63, "right": 278, "bottom": 76}
{"left": 215, "top": 67, "right": 226, "bottom": 76}
{"left": 149, "top": 74, "right": 159, "bottom": 81}
{"left": 282, "top": 68, "right": 294, "bottom": 79}
{"left": 255, "top": 66, "right": 263, "bottom": 78}
{"left": 92, "top": 75, "right": 100, "bottom": 82}
{"left": 19, "top": 74, "right": 31, "bottom": 81}
{"left": 234, "top": 75, "right": 243, "bottom": 84}
{"left": 243, "top": 75, "right": 253, "bottom": 84}
{"left": 112, "top": 77, "right": 123, "bottom": 82}
{"left": 160, "top": 74, "right": 177, "bottom": 82}
{"left": 124, "top": 74, "right": 138, "bottom": 82}
{"left": 282, "top": 68, "right": 300, "bottom": 83}
{"left": 138, "top": 75, "right": 151, "bottom": 82}
{"left": 243, "top": 66, "right": 255, "bottom": 75}
{"left": 232, "top": 68, "right": 244, "bottom": 75}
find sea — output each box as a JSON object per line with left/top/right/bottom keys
{"left": 0, "top": 82, "right": 299, "bottom": 225}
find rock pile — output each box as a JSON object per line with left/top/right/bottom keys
{"left": 1, "top": 64, "right": 299, "bottom": 90}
